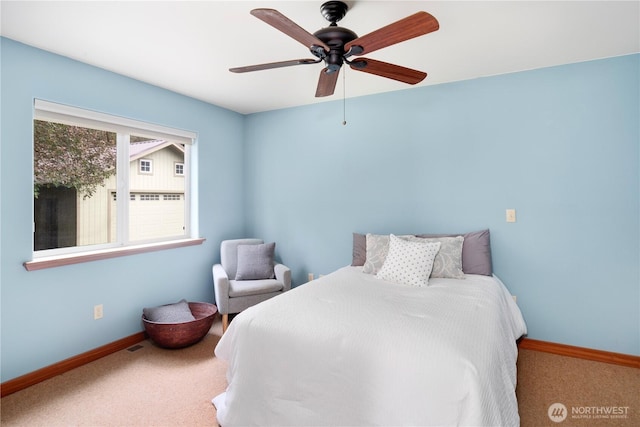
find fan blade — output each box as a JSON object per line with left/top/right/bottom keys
{"left": 315, "top": 67, "right": 340, "bottom": 97}
{"left": 230, "top": 58, "right": 320, "bottom": 73}
{"left": 344, "top": 12, "right": 439, "bottom": 56}
{"left": 349, "top": 58, "right": 427, "bottom": 85}
{"left": 251, "top": 9, "right": 330, "bottom": 52}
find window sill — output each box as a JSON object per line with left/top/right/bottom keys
{"left": 23, "top": 238, "right": 206, "bottom": 271}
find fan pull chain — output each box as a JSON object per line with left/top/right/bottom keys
{"left": 342, "top": 69, "right": 347, "bottom": 126}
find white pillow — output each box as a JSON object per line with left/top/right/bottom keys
{"left": 376, "top": 234, "right": 441, "bottom": 287}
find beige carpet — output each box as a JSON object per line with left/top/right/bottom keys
{"left": 516, "top": 348, "right": 639, "bottom": 427}
{"left": 0, "top": 321, "right": 228, "bottom": 426}
{"left": 2, "top": 317, "right": 639, "bottom": 426}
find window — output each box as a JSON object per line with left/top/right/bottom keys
{"left": 139, "top": 159, "right": 153, "bottom": 174}
{"left": 111, "top": 192, "right": 136, "bottom": 202}
{"left": 175, "top": 162, "right": 184, "bottom": 176}
{"left": 31, "top": 100, "right": 199, "bottom": 265}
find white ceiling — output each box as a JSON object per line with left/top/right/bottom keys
{"left": 1, "top": 1, "right": 639, "bottom": 114}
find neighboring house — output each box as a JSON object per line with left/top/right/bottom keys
{"left": 118, "top": 140, "right": 185, "bottom": 243}
{"left": 35, "top": 140, "right": 185, "bottom": 249}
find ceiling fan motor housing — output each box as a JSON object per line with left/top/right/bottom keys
{"left": 313, "top": 26, "right": 358, "bottom": 71}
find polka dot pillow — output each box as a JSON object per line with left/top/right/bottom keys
{"left": 376, "top": 234, "right": 441, "bottom": 287}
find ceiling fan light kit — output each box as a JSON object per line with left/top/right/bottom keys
{"left": 230, "top": 1, "right": 439, "bottom": 98}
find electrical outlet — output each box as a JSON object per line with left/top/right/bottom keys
{"left": 308, "top": 273, "right": 314, "bottom": 282}
{"left": 94, "top": 304, "right": 103, "bottom": 320}
{"left": 506, "top": 209, "right": 517, "bottom": 223}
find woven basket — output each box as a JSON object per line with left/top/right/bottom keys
{"left": 142, "top": 302, "right": 217, "bottom": 349}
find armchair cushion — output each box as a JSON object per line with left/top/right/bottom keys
{"left": 229, "top": 279, "right": 284, "bottom": 298}
{"left": 221, "top": 238, "right": 264, "bottom": 279}
{"left": 235, "top": 242, "right": 276, "bottom": 280}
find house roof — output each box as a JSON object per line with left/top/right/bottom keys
{"left": 129, "top": 140, "right": 185, "bottom": 161}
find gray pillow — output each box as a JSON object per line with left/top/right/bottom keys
{"left": 352, "top": 233, "right": 366, "bottom": 266}
{"left": 362, "top": 233, "right": 392, "bottom": 274}
{"left": 143, "top": 299, "right": 195, "bottom": 323}
{"left": 416, "top": 229, "right": 492, "bottom": 276}
{"left": 409, "top": 235, "right": 465, "bottom": 279}
{"left": 362, "top": 234, "right": 413, "bottom": 274}
{"left": 235, "top": 242, "right": 275, "bottom": 280}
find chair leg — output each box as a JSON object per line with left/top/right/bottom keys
{"left": 222, "top": 313, "right": 229, "bottom": 333}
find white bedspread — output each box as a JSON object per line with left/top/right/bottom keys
{"left": 213, "top": 266, "right": 526, "bottom": 426}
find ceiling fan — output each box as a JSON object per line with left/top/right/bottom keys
{"left": 230, "top": 1, "right": 439, "bottom": 97}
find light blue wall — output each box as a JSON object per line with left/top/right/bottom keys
{"left": 244, "top": 54, "right": 640, "bottom": 356}
{"left": 0, "top": 38, "right": 246, "bottom": 382}
{"left": 1, "top": 37, "right": 638, "bottom": 384}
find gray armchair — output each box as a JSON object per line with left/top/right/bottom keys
{"left": 212, "top": 239, "right": 291, "bottom": 333}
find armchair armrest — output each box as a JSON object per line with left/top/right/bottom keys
{"left": 212, "top": 263, "right": 230, "bottom": 314}
{"left": 274, "top": 263, "right": 292, "bottom": 292}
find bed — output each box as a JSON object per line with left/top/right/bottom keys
{"left": 213, "top": 231, "right": 527, "bottom": 426}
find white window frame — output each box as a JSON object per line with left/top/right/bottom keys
{"left": 26, "top": 99, "right": 202, "bottom": 270}
{"left": 139, "top": 159, "right": 153, "bottom": 174}
{"left": 175, "top": 162, "right": 184, "bottom": 176}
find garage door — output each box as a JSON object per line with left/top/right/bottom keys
{"left": 110, "top": 193, "right": 185, "bottom": 242}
